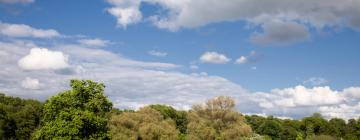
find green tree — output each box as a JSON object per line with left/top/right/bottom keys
{"left": 245, "top": 115, "right": 267, "bottom": 133}
{"left": 149, "top": 104, "right": 188, "bottom": 134}
{"left": 301, "top": 113, "right": 328, "bottom": 138}
{"left": 0, "top": 93, "right": 42, "bottom": 140}
{"left": 327, "top": 118, "right": 346, "bottom": 138}
{"left": 186, "top": 96, "right": 253, "bottom": 140}
{"left": 344, "top": 119, "right": 359, "bottom": 140}
{"left": 109, "top": 106, "right": 179, "bottom": 140}
{"left": 295, "top": 132, "right": 304, "bottom": 140}
{"left": 257, "top": 119, "right": 283, "bottom": 140}
{"left": 280, "top": 119, "right": 301, "bottom": 140}
{"left": 32, "top": 80, "right": 112, "bottom": 139}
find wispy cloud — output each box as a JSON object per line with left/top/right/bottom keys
{"left": 0, "top": 21, "right": 60, "bottom": 38}
{"left": 78, "top": 38, "right": 111, "bottom": 47}
{"left": 148, "top": 50, "right": 168, "bottom": 57}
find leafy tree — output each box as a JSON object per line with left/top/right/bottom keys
{"left": 344, "top": 119, "right": 359, "bottom": 140}
{"left": 32, "top": 80, "right": 112, "bottom": 139}
{"left": 186, "top": 96, "right": 253, "bottom": 140}
{"left": 0, "top": 93, "right": 42, "bottom": 140}
{"left": 149, "top": 104, "right": 188, "bottom": 134}
{"left": 245, "top": 115, "right": 267, "bottom": 132}
{"left": 257, "top": 119, "right": 283, "bottom": 140}
{"left": 109, "top": 106, "right": 179, "bottom": 140}
{"left": 301, "top": 113, "right": 328, "bottom": 138}
{"left": 280, "top": 119, "right": 301, "bottom": 140}
{"left": 295, "top": 132, "right": 304, "bottom": 140}
{"left": 327, "top": 118, "right": 346, "bottom": 138}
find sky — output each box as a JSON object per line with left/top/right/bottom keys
{"left": 0, "top": 0, "right": 360, "bottom": 120}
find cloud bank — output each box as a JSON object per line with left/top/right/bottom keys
{"left": 106, "top": 0, "right": 360, "bottom": 45}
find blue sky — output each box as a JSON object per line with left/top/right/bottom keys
{"left": 0, "top": 0, "right": 360, "bottom": 119}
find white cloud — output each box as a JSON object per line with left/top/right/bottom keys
{"left": 200, "top": 51, "right": 230, "bottom": 64}
{"left": 235, "top": 56, "right": 247, "bottom": 64}
{"left": 106, "top": 0, "right": 360, "bottom": 44}
{"left": 1, "top": 40, "right": 360, "bottom": 120}
{"left": 273, "top": 86, "right": 343, "bottom": 107}
{"left": 303, "top": 77, "right": 328, "bottom": 86}
{"left": 250, "top": 20, "right": 309, "bottom": 45}
{"left": 0, "top": 0, "right": 34, "bottom": 4}
{"left": 235, "top": 51, "right": 260, "bottom": 64}
{"left": 148, "top": 50, "right": 168, "bottom": 57}
{"left": 319, "top": 103, "right": 360, "bottom": 120}
{"left": 78, "top": 38, "right": 111, "bottom": 47}
{"left": 106, "top": 0, "right": 142, "bottom": 28}
{"left": 21, "top": 77, "right": 40, "bottom": 89}
{"left": 18, "top": 48, "right": 69, "bottom": 70}
{"left": 251, "top": 85, "right": 360, "bottom": 119}
{"left": 0, "top": 22, "right": 60, "bottom": 38}
{"left": 343, "top": 87, "right": 360, "bottom": 99}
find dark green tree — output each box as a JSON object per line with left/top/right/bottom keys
{"left": 149, "top": 104, "right": 188, "bottom": 134}
{"left": 301, "top": 113, "right": 328, "bottom": 138}
{"left": 32, "top": 80, "right": 112, "bottom": 139}
{"left": 327, "top": 118, "right": 346, "bottom": 138}
{"left": 344, "top": 119, "right": 359, "bottom": 140}
{"left": 0, "top": 93, "right": 42, "bottom": 140}
{"left": 257, "top": 119, "right": 283, "bottom": 140}
{"left": 280, "top": 119, "right": 302, "bottom": 140}
{"left": 245, "top": 115, "right": 267, "bottom": 133}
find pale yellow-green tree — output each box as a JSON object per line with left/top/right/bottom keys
{"left": 108, "top": 106, "right": 179, "bottom": 140}
{"left": 186, "top": 96, "right": 253, "bottom": 140}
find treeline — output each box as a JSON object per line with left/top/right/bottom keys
{"left": 0, "top": 80, "right": 359, "bottom": 140}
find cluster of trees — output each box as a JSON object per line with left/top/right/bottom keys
{"left": 0, "top": 93, "right": 42, "bottom": 139}
{"left": 246, "top": 113, "right": 360, "bottom": 140}
{"left": 0, "top": 79, "right": 359, "bottom": 140}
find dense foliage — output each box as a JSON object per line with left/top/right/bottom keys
{"left": 0, "top": 93, "right": 42, "bottom": 140}
{"left": 0, "top": 80, "right": 359, "bottom": 140}
{"left": 109, "top": 107, "right": 179, "bottom": 140}
{"left": 186, "top": 96, "right": 253, "bottom": 140}
{"left": 32, "top": 80, "right": 112, "bottom": 139}
{"left": 245, "top": 113, "right": 360, "bottom": 140}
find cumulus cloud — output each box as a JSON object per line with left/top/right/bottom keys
{"left": 319, "top": 103, "right": 360, "bottom": 120}
{"left": 251, "top": 85, "right": 360, "bottom": 119}
{"left": 250, "top": 21, "right": 309, "bottom": 45}
{"left": 0, "top": 22, "right": 60, "bottom": 38}
{"left": 78, "top": 38, "right": 111, "bottom": 47}
{"left": 0, "top": 0, "right": 34, "bottom": 4}
{"left": 200, "top": 52, "right": 230, "bottom": 64}
{"left": 18, "top": 48, "right": 69, "bottom": 70}
{"left": 343, "top": 87, "right": 360, "bottom": 99}
{"left": 21, "top": 77, "right": 40, "bottom": 89}
{"left": 106, "top": 0, "right": 142, "bottom": 28}
{"left": 106, "top": 0, "right": 360, "bottom": 44}
{"left": 148, "top": 50, "right": 168, "bottom": 57}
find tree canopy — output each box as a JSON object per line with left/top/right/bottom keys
{"left": 32, "top": 80, "right": 112, "bottom": 139}
{"left": 186, "top": 96, "right": 253, "bottom": 140}
{"left": 109, "top": 106, "right": 179, "bottom": 140}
